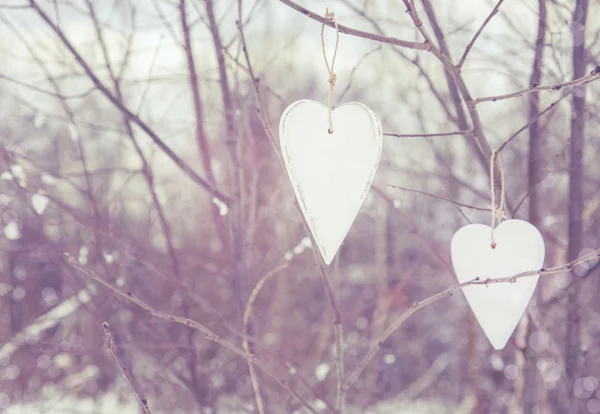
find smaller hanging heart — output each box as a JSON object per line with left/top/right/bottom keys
{"left": 451, "top": 219, "right": 545, "bottom": 350}
{"left": 279, "top": 100, "right": 382, "bottom": 265}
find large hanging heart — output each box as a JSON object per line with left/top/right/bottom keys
{"left": 451, "top": 219, "right": 545, "bottom": 350}
{"left": 279, "top": 100, "right": 382, "bottom": 265}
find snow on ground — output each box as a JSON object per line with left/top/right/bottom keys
{"left": 5, "top": 392, "right": 461, "bottom": 414}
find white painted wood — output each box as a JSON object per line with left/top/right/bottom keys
{"left": 279, "top": 100, "right": 382, "bottom": 264}
{"left": 451, "top": 219, "right": 545, "bottom": 349}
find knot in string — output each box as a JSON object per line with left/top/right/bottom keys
{"left": 495, "top": 208, "right": 507, "bottom": 221}
{"left": 321, "top": 8, "right": 339, "bottom": 134}
{"left": 328, "top": 73, "right": 337, "bottom": 88}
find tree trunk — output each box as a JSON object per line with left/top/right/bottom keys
{"left": 565, "top": 0, "right": 589, "bottom": 408}
{"left": 524, "top": 1, "right": 547, "bottom": 412}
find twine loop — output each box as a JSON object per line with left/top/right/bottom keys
{"left": 321, "top": 8, "right": 339, "bottom": 134}
{"left": 489, "top": 149, "right": 506, "bottom": 248}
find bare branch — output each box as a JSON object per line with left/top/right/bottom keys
{"left": 337, "top": 45, "right": 382, "bottom": 103}
{"left": 179, "top": 0, "right": 230, "bottom": 245}
{"left": 0, "top": 4, "right": 28, "bottom": 9}
{"left": 384, "top": 130, "right": 473, "bottom": 138}
{"left": 243, "top": 263, "right": 290, "bottom": 414}
{"left": 457, "top": 0, "right": 505, "bottom": 69}
{"left": 404, "top": 0, "right": 507, "bottom": 212}
{"left": 497, "top": 90, "right": 573, "bottom": 153}
{"left": 102, "top": 322, "right": 151, "bottom": 414}
{"left": 0, "top": 73, "right": 95, "bottom": 99}
{"left": 28, "top": 0, "right": 232, "bottom": 204}
{"left": 303, "top": 231, "right": 345, "bottom": 414}
{"left": 342, "top": 247, "right": 600, "bottom": 393}
{"left": 388, "top": 185, "right": 491, "bottom": 211}
{"left": 235, "top": 19, "right": 282, "bottom": 163}
{"left": 204, "top": 0, "right": 246, "bottom": 316}
{"left": 237, "top": 10, "right": 344, "bottom": 411}
{"left": 64, "top": 254, "right": 319, "bottom": 414}
{"left": 475, "top": 68, "right": 600, "bottom": 104}
{"left": 277, "top": 0, "right": 429, "bottom": 50}
{"left": 372, "top": 185, "right": 456, "bottom": 278}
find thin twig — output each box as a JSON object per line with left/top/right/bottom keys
{"left": 372, "top": 185, "right": 457, "bottom": 279}
{"left": 179, "top": 0, "right": 229, "bottom": 244}
{"left": 84, "top": 5, "right": 209, "bottom": 390}
{"left": 243, "top": 263, "right": 290, "bottom": 414}
{"left": 384, "top": 130, "right": 473, "bottom": 138}
{"left": 65, "top": 254, "right": 247, "bottom": 358}
{"left": 457, "top": 0, "right": 505, "bottom": 68}
{"left": 236, "top": 11, "right": 282, "bottom": 164}
{"left": 86, "top": 0, "right": 185, "bottom": 284}
{"left": 0, "top": 73, "right": 95, "bottom": 99}
{"left": 317, "top": 18, "right": 346, "bottom": 407}
{"left": 341, "top": 0, "right": 459, "bottom": 126}
{"left": 1, "top": 11, "right": 115, "bottom": 283}
{"left": 497, "top": 90, "right": 573, "bottom": 153}
{"left": 64, "top": 254, "right": 319, "bottom": 414}
{"left": 337, "top": 46, "right": 381, "bottom": 103}
{"left": 9, "top": 152, "right": 321, "bottom": 407}
{"left": 304, "top": 233, "right": 345, "bottom": 414}
{"left": 278, "top": 0, "right": 429, "bottom": 50}
{"left": 388, "top": 185, "right": 491, "bottom": 211}
{"left": 237, "top": 9, "right": 343, "bottom": 411}
{"left": 543, "top": 261, "right": 600, "bottom": 309}
{"left": 89, "top": 0, "right": 208, "bottom": 395}
{"left": 0, "top": 4, "right": 29, "bottom": 9}
{"left": 28, "top": 0, "right": 232, "bottom": 204}
{"left": 397, "top": 353, "right": 451, "bottom": 400}
{"left": 102, "top": 322, "right": 151, "bottom": 414}
{"left": 402, "top": 0, "right": 508, "bottom": 214}
{"left": 342, "top": 247, "right": 600, "bottom": 393}
{"left": 474, "top": 68, "right": 600, "bottom": 104}
{"left": 204, "top": 0, "right": 246, "bottom": 317}
{"left": 334, "top": 318, "right": 344, "bottom": 414}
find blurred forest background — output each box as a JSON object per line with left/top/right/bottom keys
{"left": 0, "top": 0, "right": 600, "bottom": 413}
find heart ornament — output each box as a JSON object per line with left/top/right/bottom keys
{"left": 451, "top": 219, "right": 545, "bottom": 349}
{"left": 279, "top": 100, "right": 382, "bottom": 265}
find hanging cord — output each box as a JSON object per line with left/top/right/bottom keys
{"left": 489, "top": 149, "right": 506, "bottom": 248}
{"left": 321, "top": 8, "right": 339, "bottom": 134}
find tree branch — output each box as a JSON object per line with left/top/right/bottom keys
{"left": 277, "top": 0, "right": 430, "bottom": 50}
{"left": 243, "top": 263, "right": 290, "bottom": 414}
{"left": 497, "top": 90, "right": 573, "bottom": 153}
{"left": 102, "top": 322, "right": 151, "bottom": 414}
{"left": 413, "top": 0, "right": 510, "bottom": 213}
{"left": 474, "top": 68, "right": 600, "bottom": 104}
{"left": 384, "top": 130, "right": 473, "bottom": 138}
{"left": 388, "top": 185, "right": 491, "bottom": 211}
{"left": 64, "top": 254, "right": 319, "bottom": 414}
{"left": 179, "top": 0, "right": 230, "bottom": 243}
{"left": 342, "top": 247, "right": 600, "bottom": 393}
{"left": 237, "top": 8, "right": 345, "bottom": 412}
{"left": 28, "top": 0, "right": 232, "bottom": 204}
{"left": 457, "top": 0, "right": 505, "bottom": 69}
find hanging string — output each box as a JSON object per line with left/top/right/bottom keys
{"left": 489, "top": 149, "right": 506, "bottom": 248}
{"left": 321, "top": 8, "right": 339, "bottom": 134}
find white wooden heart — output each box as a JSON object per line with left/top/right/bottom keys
{"left": 451, "top": 219, "right": 545, "bottom": 350}
{"left": 279, "top": 100, "right": 382, "bottom": 265}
